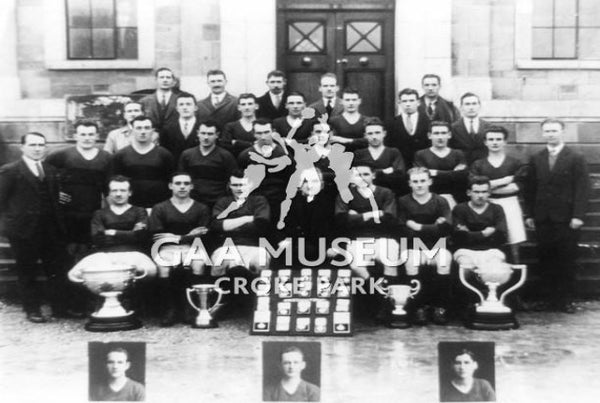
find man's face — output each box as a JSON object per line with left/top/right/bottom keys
{"left": 21, "top": 134, "right": 46, "bottom": 161}
{"left": 132, "top": 119, "right": 154, "bottom": 144}
{"left": 353, "top": 166, "right": 374, "bottom": 188}
{"left": 422, "top": 77, "right": 441, "bottom": 98}
{"left": 319, "top": 77, "right": 339, "bottom": 99}
{"left": 106, "top": 352, "right": 130, "bottom": 380}
{"left": 310, "top": 123, "right": 331, "bottom": 146}
{"left": 468, "top": 183, "right": 491, "bottom": 207}
{"left": 254, "top": 123, "right": 273, "bottom": 146}
{"left": 399, "top": 94, "right": 419, "bottom": 114}
{"left": 229, "top": 176, "right": 250, "bottom": 198}
{"left": 285, "top": 95, "right": 306, "bottom": 118}
{"left": 176, "top": 97, "right": 197, "bottom": 119}
{"left": 281, "top": 351, "right": 306, "bottom": 379}
{"left": 429, "top": 125, "right": 451, "bottom": 148}
{"left": 364, "top": 124, "right": 386, "bottom": 147}
{"left": 207, "top": 74, "right": 227, "bottom": 95}
{"left": 485, "top": 132, "right": 506, "bottom": 152}
{"left": 156, "top": 70, "right": 175, "bottom": 91}
{"left": 409, "top": 172, "right": 432, "bottom": 196}
{"left": 461, "top": 96, "right": 481, "bottom": 118}
{"left": 541, "top": 122, "right": 564, "bottom": 146}
{"left": 108, "top": 181, "right": 132, "bottom": 205}
{"left": 300, "top": 168, "right": 322, "bottom": 197}
{"left": 453, "top": 354, "right": 478, "bottom": 380}
{"left": 266, "top": 76, "right": 286, "bottom": 95}
{"left": 123, "top": 103, "right": 143, "bottom": 124}
{"left": 75, "top": 125, "right": 98, "bottom": 150}
{"left": 342, "top": 93, "right": 361, "bottom": 113}
{"left": 198, "top": 124, "right": 218, "bottom": 148}
{"left": 169, "top": 174, "right": 192, "bottom": 198}
{"left": 238, "top": 98, "right": 259, "bottom": 117}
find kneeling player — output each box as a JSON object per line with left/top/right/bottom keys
{"left": 397, "top": 167, "right": 453, "bottom": 325}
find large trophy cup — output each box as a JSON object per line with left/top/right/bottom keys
{"left": 186, "top": 284, "right": 224, "bottom": 328}
{"left": 459, "top": 262, "right": 527, "bottom": 330}
{"left": 70, "top": 263, "right": 147, "bottom": 332}
{"left": 386, "top": 279, "right": 421, "bottom": 328}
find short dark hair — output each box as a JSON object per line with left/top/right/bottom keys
{"left": 123, "top": 101, "right": 144, "bottom": 113}
{"left": 460, "top": 92, "right": 480, "bottom": 105}
{"left": 352, "top": 159, "right": 375, "bottom": 170}
{"left": 21, "top": 132, "right": 46, "bottom": 145}
{"left": 453, "top": 348, "right": 477, "bottom": 362}
{"left": 468, "top": 175, "right": 491, "bottom": 190}
{"left": 319, "top": 73, "right": 337, "bottom": 83}
{"left": 74, "top": 119, "right": 99, "bottom": 132}
{"left": 429, "top": 121, "right": 451, "bottom": 132}
{"left": 176, "top": 92, "right": 197, "bottom": 104}
{"left": 484, "top": 126, "right": 509, "bottom": 140}
{"left": 131, "top": 116, "right": 154, "bottom": 127}
{"left": 398, "top": 88, "right": 419, "bottom": 100}
{"left": 421, "top": 74, "right": 441, "bottom": 84}
{"left": 267, "top": 70, "right": 286, "bottom": 79}
{"left": 281, "top": 346, "right": 305, "bottom": 361}
{"left": 311, "top": 120, "right": 330, "bottom": 131}
{"left": 155, "top": 67, "right": 173, "bottom": 77}
{"left": 207, "top": 69, "right": 226, "bottom": 79}
{"left": 238, "top": 93, "right": 258, "bottom": 103}
{"left": 199, "top": 120, "right": 221, "bottom": 133}
{"left": 253, "top": 118, "right": 272, "bottom": 129}
{"left": 364, "top": 117, "right": 385, "bottom": 130}
{"left": 286, "top": 91, "right": 306, "bottom": 103}
{"left": 170, "top": 171, "right": 192, "bottom": 182}
{"left": 106, "top": 347, "right": 130, "bottom": 362}
{"left": 230, "top": 169, "right": 246, "bottom": 180}
{"left": 540, "top": 117, "right": 565, "bottom": 129}
{"left": 341, "top": 87, "right": 360, "bottom": 97}
{"left": 107, "top": 175, "right": 131, "bottom": 190}
{"left": 407, "top": 166, "right": 431, "bottom": 179}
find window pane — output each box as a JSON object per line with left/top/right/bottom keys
{"left": 579, "top": 28, "right": 600, "bottom": 59}
{"left": 532, "top": 28, "right": 553, "bottom": 58}
{"left": 288, "top": 22, "right": 323, "bottom": 53}
{"left": 116, "top": 0, "right": 137, "bottom": 27}
{"left": 554, "top": 28, "right": 576, "bottom": 58}
{"left": 554, "top": 0, "right": 577, "bottom": 27}
{"left": 532, "top": 0, "right": 553, "bottom": 26}
{"left": 117, "top": 28, "right": 138, "bottom": 59}
{"left": 68, "top": 28, "right": 92, "bottom": 58}
{"left": 67, "top": 0, "right": 91, "bottom": 28}
{"left": 580, "top": 0, "right": 600, "bottom": 27}
{"left": 346, "top": 22, "right": 381, "bottom": 53}
{"left": 92, "top": 28, "right": 115, "bottom": 58}
{"left": 92, "top": 0, "right": 115, "bottom": 29}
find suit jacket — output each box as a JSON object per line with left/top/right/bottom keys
{"left": 450, "top": 118, "right": 492, "bottom": 165}
{"left": 196, "top": 92, "right": 240, "bottom": 129}
{"left": 385, "top": 113, "right": 430, "bottom": 167}
{"left": 418, "top": 95, "right": 460, "bottom": 125}
{"left": 140, "top": 91, "right": 179, "bottom": 130}
{"left": 257, "top": 91, "right": 288, "bottom": 120}
{"left": 0, "top": 159, "right": 64, "bottom": 239}
{"left": 160, "top": 119, "right": 201, "bottom": 162}
{"left": 525, "top": 146, "right": 589, "bottom": 223}
{"left": 308, "top": 97, "right": 344, "bottom": 119}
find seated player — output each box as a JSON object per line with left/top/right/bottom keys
{"left": 111, "top": 116, "right": 175, "bottom": 209}
{"left": 178, "top": 120, "right": 238, "bottom": 209}
{"left": 159, "top": 92, "right": 200, "bottom": 162}
{"left": 90, "top": 347, "right": 145, "bottom": 402}
{"left": 211, "top": 171, "right": 271, "bottom": 277}
{"left": 353, "top": 117, "right": 406, "bottom": 195}
{"left": 397, "top": 167, "right": 453, "bottom": 325}
{"left": 328, "top": 88, "right": 369, "bottom": 151}
{"left": 221, "top": 93, "right": 260, "bottom": 157}
{"left": 272, "top": 92, "right": 314, "bottom": 143}
{"left": 414, "top": 121, "right": 468, "bottom": 208}
{"left": 264, "top": 346, "right": 320, "bottom": 402}
{"left": 148, "top": 172, "right": 211, "bottom": 327}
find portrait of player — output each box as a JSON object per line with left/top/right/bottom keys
{"left": 89, "top": 342, "right": 146, "bottom": 402}
{"left": 438, "top": 342, "right": 496, "bottom": 402}
{"left": 263, "top": 341, "right": 321, "bottom": 402}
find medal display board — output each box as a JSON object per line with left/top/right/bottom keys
{"left": 250, "top": 268, "right": 353, "bottom": 337}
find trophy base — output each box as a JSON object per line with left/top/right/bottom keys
{"left": 387, "top": 314, "right": 411, "bottom": 329}
{"left": 192, "top": 320, "right": 218, "bottom": 329}
{"left": 465, "top": 310, "right": 519, "bottom": 331}
{"left": 85, "top": 312, "right": 142, "bottom": 332}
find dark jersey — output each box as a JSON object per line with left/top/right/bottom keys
{"left": 211, "top": 195, "right": 271, "bottom": 246}
{"left": 353, "top": 147, "right": 406, "bottom": 194}
{"left": 148, "top": 199, "right": 211, "bottom": 244}
{"left": 90, "top": 206, "right": 148, "bottom": 251}
{"left": 452, "top": 202, "right": 507, "bottom": 250}
{"left": 221, "top": 120, "right": 256, "bottom": 157}
{"left": 414, "top": 148, "right": 467, "bottom": 197}
{"left": 329, "top": 115, "right": 368, "bottom": 151}
{"left": 335, "top": 186, "right": 397, "bottom": 238}
{"left": 397, "top": 193, "right": 452, "bottom": 248}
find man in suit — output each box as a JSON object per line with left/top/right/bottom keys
{"left": 140, "top": 67, "right": 179, "bottom": 131}
{"left": 385, "top": 88, "right": 430, "bottom": 169}
{"left": 418, "top": 74, "right": 460, "bottom": 125}
{"left": 160, "top": 92, "right": 200, "bottom": 162}
{"left": 257, "top": 70, "right": 288, "bottom": 120}
{"left": 308, "top": 73, "right": 344, "bottom": 119}
{"left": 450, "top": 92, "right": 492, "bottom": 165}
{"left": 196, "top": 69, "right": 240, "bottom": 129}
{"left": 524, "top": 118, "right": 590, "bottom": 313}
{"left": 0, "top": 132, "right": 74, "bottom": 322}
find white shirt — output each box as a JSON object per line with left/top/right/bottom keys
{"left": 212, "top": 92, "right": 225, "bottom": 106}
{"left": 270, "top": 92, "right": 282, "bottom": 108}
{"left": 547, "top": 142, "right": 564, "bottom": 156}
{"left": 157, "top": 90, "right": 172, "bottom": 105}
{"left": 323, "top": 98, "right": 335, "bottom": 108}
{"left": 22, "top": 155, "right": 44, "bottom": 177}
{"left": 402, "top": 112, "right": 418, "bottom": 134}
{"left": 463, "top": 117, "right": 479, "bottom": 134}
{"left": 179, "top": 117, "right": 197, "bottom": 137}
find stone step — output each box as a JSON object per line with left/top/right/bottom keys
{"left": 584, "top": 212, "right": 600, "bottom": 226}
{"left": 588, "top": 199, "right": 600, "bottom": 213}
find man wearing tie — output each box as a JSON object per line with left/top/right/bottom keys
{"left": 0, "top": 132, "right": 72, "bottom": 322}
{"left": 524, "top": 118, "right": 589, "bottom": 313}
{"left": 308, "top": 73, "right": 344, "bottom": 119}
{"left": 450, "top": 92, "right": 492, "bottom": 164}
{"left": 418, "top": 74, "right": 460, "bottom": 125}
{"left": 257, "top": 70, "right": 288, "bottom": 120}
{"left": 196, "top": 69, "right": 240, "bottom": 129}
{"left": 160, "top": 92, "right": 200, "bottom": 162}
{"left": 140, "top": 67, "right": 180, "bottom": 131}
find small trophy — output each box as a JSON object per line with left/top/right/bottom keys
{"left": 459, "top": 262, "right": 527, "bottom": 330}
{"left": 386, "top": 280, "right": 421, "bottom": 329}
{"left": 186, "top": 284, "right": 224, "bottom": 329}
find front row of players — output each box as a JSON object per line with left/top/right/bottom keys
{"left": 71, "top": 162, "right": 510, "bottom": 327}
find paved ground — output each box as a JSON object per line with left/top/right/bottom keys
{"left": 1, "top": 299, "right": 599, "bottom": 403}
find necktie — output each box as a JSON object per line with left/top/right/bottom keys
{"left": 213, "top": 95, "right": 220, "bottom": 108}
{"left": 426, "top": 102, "right": 434, "bottom": 118}
{"left": 273, "top": 94, "right": 281, "bottom": 109}
{"left": 405, "top": 114, "right": 414, "bottom": 135}
{"left": 469, "top": 119, "right": 476, "bottom": 135}
{"left": 183, "top": 121, "right": 189, "bottom": 136}
{"left": 36, "top": 162, "right": 45, "bottom": 181}
{"left": 325, "top": 100, "right": 333, "bottom": 116}
{"left": 160, "top": 93, "right": 167, "bottom": 108}
{"left": 548, "top": 152, "right": 557, "bottom": 170}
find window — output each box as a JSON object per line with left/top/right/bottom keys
{"left": 66, "top": 0, "right": 138, "bottom": 60}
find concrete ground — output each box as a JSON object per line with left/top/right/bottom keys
{"left": 1, "top": 299, "right": 599, "bottom": 403}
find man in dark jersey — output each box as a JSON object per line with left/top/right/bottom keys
{"left": 221, "top": 93, "right": 260, "bottom": 157}
{"left": 178, "top": 120, "right": 238, "bottom": 209}
{"left": 397, "top": 167, "right": 453, "bottom": 325}
{"left": 272, "top": 92, "right": 314, "bottom": 143}
{"left": 329, "top": 88, "right": 369, "bottom": 152}
{"left": 90, "top": 347, "right": 145, "bottom": 402}
{"left": 111, "top": 116, "right": 175, "bottom": 209}
{"left": 264, "top": 346, "right": 320, "bottom": 402}
{"left": 149, "top": 172, "right": 211, "bottom": 326}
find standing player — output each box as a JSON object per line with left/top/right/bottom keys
{"left": 221, "top": 93, "right": 259, "bottom": 157}
{"left": 272, "top": 92, "right": 314, "bottom": 143}
{"left": 104, "top": 101, "right": 158, "bottom": 154}
{"left": 450, "top": 92, "right": 491, "bottom": 164}
{"left": 139, "top": 67, "right": 179, "bottom": 131}
{"left": 257, "top": 70, "right": 288, "bottom": 120}
{"left": 159, "top": 92, "right": 200, "bottom": 162}
{"left": 328, "top": 88, "right": 369, "bottom": 151}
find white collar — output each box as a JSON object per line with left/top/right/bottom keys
{"left": 22, "top": 155, "right": 43, "bottom": 175}
{"left": 547, "top": 142, "right": 564, "bottom": 156}
{"left": 323, "top": 98, "right": 335, "bottom": 106}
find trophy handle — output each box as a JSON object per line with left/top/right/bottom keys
{"left": 499, "top": 264, "right": 527, "bottom": 305}
{"left": 409, "top": 279, "right": 421, "bottom": 297}
{"left": 186, "top": 288, "right": 201, "bottom": 312}
{"left": 208, "top": 287, "right": 225, "bottom": 315}
{"left": 68, "top": 271, "right": 84, "bottom": 283}
{"left": 133, "top": 266, "right": 147, "bottom": 280}
{"left": 459, "top": 265, "right": 486, "bottom": 302}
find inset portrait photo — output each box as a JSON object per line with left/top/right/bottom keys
{"left": 263, "top": 341, "right": 321, "bottom": 402}
{"left": 438, "top": 341, "right": 496, "bottom": 402}
{"left": 89, "top": 342, "right": 146, "bottom": 402}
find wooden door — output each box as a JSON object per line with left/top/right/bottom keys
{"left": 277, "top": 8, "right": 395, "bottom": 120}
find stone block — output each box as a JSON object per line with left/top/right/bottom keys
{"left": 0, "top": 121, "right": 65, "bottom": 143}
{"left": 578, "top": 122, "right": 600, "bottom": 143}
{"left": 521, "top": 84, "right": 557, "bottom": 101}
{"left": 515, "top": 121, "right": 578, "bottom": 143}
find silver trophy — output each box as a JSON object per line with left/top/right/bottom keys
{"left": 459, "top": 262, "right": 527, "bottom": 330}
{"left": 386, "top": 280, "right": 421, "bottom": 328}
{"left": 186, "top": 284, "right": 224, "bottom": 328}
